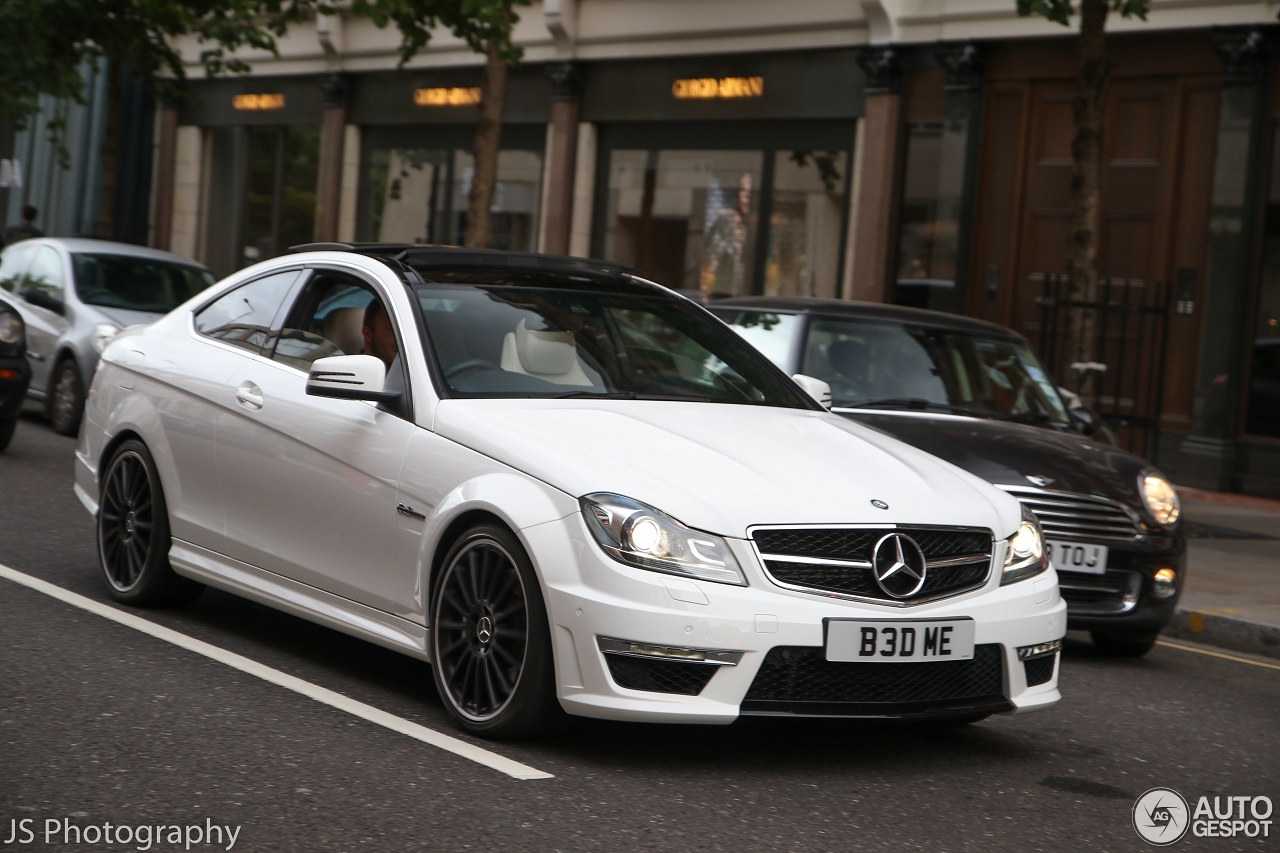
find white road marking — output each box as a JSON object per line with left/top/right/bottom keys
{"left": 0, "top": 562, "right": 553, "bottom": 781}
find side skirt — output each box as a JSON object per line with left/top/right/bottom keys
{"left": 169, "top": 539, "right": 430, "bottom": 663}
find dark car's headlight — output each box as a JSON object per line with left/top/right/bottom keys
{"left": 1139, "top": 471, "right": 1180, "bottom": 527}
{"left": 1001, "top": 506, "right": 1048, "bottom": 585}
{"left": 0, "top": 309, "right": 24, "bottom": 354}
{"left": 581, "top": 493, "right": 746, "bottom": 585}
{"left": 0, "top": 309, "right": 22, "bottom": 343}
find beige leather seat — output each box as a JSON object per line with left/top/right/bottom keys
{"left": 321, "top": 306, "right": 366, "bottom": 355}
{"left": 500, "top": 319, "right": 593, "bottom": 386}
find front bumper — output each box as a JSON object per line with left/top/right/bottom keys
{"left": 0, "top": 355, "right": 32, "bottom": 419}
{"left": 522, "top": 514, "right": 1066, "bottom": 724}
{"left": 1059, "top": 540, "right": 1186, "bottom": 637}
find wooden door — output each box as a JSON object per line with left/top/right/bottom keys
{"left": 969, "top": 74, "right": 1218, "bottom": 440}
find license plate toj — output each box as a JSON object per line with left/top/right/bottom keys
{"left": 825, "top": 618, "right": 976, "bottom": 662}
{"left": 1046, "top": 540, "right": 1108, "bottom": 574}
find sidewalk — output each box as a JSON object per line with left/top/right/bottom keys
{"left": 1162, "top": 487, "right": 1280, "bottom": 658}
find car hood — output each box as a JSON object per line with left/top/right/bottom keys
{"left": 433, "top": 400, "right": 1022, "bottom": 539}
{"left": 843, "top": 411, "right": 1149, "bottom": 508}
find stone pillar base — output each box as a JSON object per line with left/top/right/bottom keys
{"left": 1176, "top": 435, "right": 1237, "bottom": 491}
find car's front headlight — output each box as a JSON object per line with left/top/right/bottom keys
{"left": 1002, "top": 506, "right": 1048, "bottom": 585}
{"left": 581, "top": 493, "right": 746, "bottom": 586}
{"left": 1140, "top": 471, "right": 1180, "bottom": 527}
{"left": 91, "top": 323, "right": 122, "bottom": 354}
{"left": 0, "top": 309, "right": 23, "bottom": 351}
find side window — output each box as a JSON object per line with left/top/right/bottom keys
{"left": 23, "top": 247, "right": 64, "bottom": 297}
{"left": 272, "top": 273, "right": 403, "bottom": 387}
{"left": 0, "top": 245, "right": 34, "bottom": 292}
{"left": 194, "top": 270, "right": 300, "bottom": 354}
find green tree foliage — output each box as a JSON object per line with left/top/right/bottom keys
{"left": 0, "top": 0, "right": 322, "bottom": 132}
{"left": 1016, "top": 0, "right": 1148, "bottom": 25}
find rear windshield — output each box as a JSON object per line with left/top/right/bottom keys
{"left": 413, "top": 280, "right": 813, "bottom": 408}
{"left": 74, "top": 253, "right": 216, "bottom": 313}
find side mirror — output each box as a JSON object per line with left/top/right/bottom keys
{"left": 306, "top": 354, "right": 400, "bottom": 403}
{"left": 21, "top": 288, "right": 64, "bottom": 315}
{"left": 792, "top": 374, "right": 832, "bottom": 410}
{"left": 1068, "top": 405, "right": 1102, "bottom": 435}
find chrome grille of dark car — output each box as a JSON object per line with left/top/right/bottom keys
{"left": 999, "top": 486, "right": 1143, "bottom": 543}
{"left": 749, "top": 527, "right": 993, "bottom": 605}
{"left": 1057, "top": 569, "right": 1142, "bottom": 615}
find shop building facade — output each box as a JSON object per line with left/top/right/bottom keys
{"left": 108, "top": 1, "right": 1280, "bottom": 497}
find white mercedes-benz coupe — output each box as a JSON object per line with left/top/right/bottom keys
{"left": 76, "top": 245, "right": 1065, "bottom": 738}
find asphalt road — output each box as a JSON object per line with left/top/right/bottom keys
{"left": 1, "top": 406, "right": 1277, "bottom": 852}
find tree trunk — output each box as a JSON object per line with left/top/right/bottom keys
{"left": 465, "top": 38, "right": 509, "bottom": 248}
{"left": 1068, "top": 0, "right": 1110, "bottom": 404}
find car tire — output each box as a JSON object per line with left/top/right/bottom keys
{"left": 430, "top": 523, "right": 568, "bottom": 739}
{"left": 0, "top": 417, "right": 16, "bottom": 452}
{"left": 48, "top": 359, "right": 84, "bottom": 436}
{"left": 1090, "top": 631, "right": 1157, "bottom": 658}
{"left": 98, "top": 439, "right": 203, "bottom": 607}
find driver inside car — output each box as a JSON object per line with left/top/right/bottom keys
{"left": 362, "top": 299, "right": 405, "bottom": 395}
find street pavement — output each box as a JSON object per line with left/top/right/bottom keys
{"left": 1167, "top": 495, "right": 1280, "bottom": 658}
{"left": 1, "top": 407, "right": 1277, "bottom": 852}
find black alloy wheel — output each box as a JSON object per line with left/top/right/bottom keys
{"left": 49, "top": 359, "right": 84, "bottom": 436}
{"left": 430, "top": 524, "right": 566, "bottom": 738}
{"left": 98, "top": 439, "right": 202, "bottom": 606}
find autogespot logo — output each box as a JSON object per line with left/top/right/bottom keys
{"left": 1133, "top": 788, "right": 1190, "bottom": 845}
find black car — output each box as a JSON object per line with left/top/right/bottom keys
{"left": 711, "top": 296, "right": 1185, "bottom": 657}
{"left": 0, "top": 295, "right": 31, "bottom": 451}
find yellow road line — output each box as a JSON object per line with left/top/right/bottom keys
{"left": 1156, "top": 640, "right": 1280, "bottom": 672}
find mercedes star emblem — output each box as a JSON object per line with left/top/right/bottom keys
{"left": 872, "top": 533, "right": 928, "bottom": 599}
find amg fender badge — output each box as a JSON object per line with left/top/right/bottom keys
{"left": 396, "top": 503, "right": 426, "bottom": 520}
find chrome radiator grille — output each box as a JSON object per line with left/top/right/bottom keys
{"left": 749, "top": 526, "right": 992, "bottom": 605}
{"left": 999, "top": 486, "right": 1143, "bottom": 543}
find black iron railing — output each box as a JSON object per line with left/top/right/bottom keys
{"left": 1035, "top": 274, "right": 1173, "bottom": 459}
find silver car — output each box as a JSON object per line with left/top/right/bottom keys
{"left": 0, "top": 238, "right": 215, "bottom": 434}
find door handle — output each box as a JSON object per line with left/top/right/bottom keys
{"left": 235, "top": 382, "right": 264, "bottom": 410}
{"left": 26, "top": 351, "right": 45, "bottom": 362}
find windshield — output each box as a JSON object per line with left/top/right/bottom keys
{"left": 413, "top": 280, "right": 811, "bottom": 407}
{"left": 74, "top": 253, "right": 215, "bottom": 313}
{"left": 717, "top": 309, "right": 1068, "bottom": 425}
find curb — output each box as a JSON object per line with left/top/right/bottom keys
{"left": 1163, "top": 609, "right": 1280, "bottom": 660}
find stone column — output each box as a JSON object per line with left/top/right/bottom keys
{"left": 543, "top": 62, "right": 582, "bottom": 256}
{"left": 314, "top": 73, "right": 351, "bottom": 244}
{"left": 848, "top": 46, "right": 903, "bottom": 302}
{"left": 151, "top": 96, "right": 180, "bottom": 251}
{"left": 1178, "top": 27, "right": 1270, "bottom": 491}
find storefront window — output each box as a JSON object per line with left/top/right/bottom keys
{"left": 766, "top": 150, "right": 848, "bottom": 298}
{"left": 364, "top": 146, "right": 542, "bottom": 251}
{"left": 1245, "top": 124, "right": 1280, "bottom": 437}
{"left": 604, "top": 150, "right": 762, "bottom": 297}
{"left": 891, "top": 120, "right": 965, "bottom": 312}
{"left": 243, "top": 127, "right": 320, "bottom": 264}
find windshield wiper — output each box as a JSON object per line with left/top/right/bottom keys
{"left": 846, "top": 398, "right": 978, "bottom": 415}
{"left": 549, "top": 390, "right": 713, "bottom": 402}
{"left": 549, "top": 391, "right": 638, "bottom": 399}
{"left": 992, "top": 411, "right": 1055, "bottom": 425}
